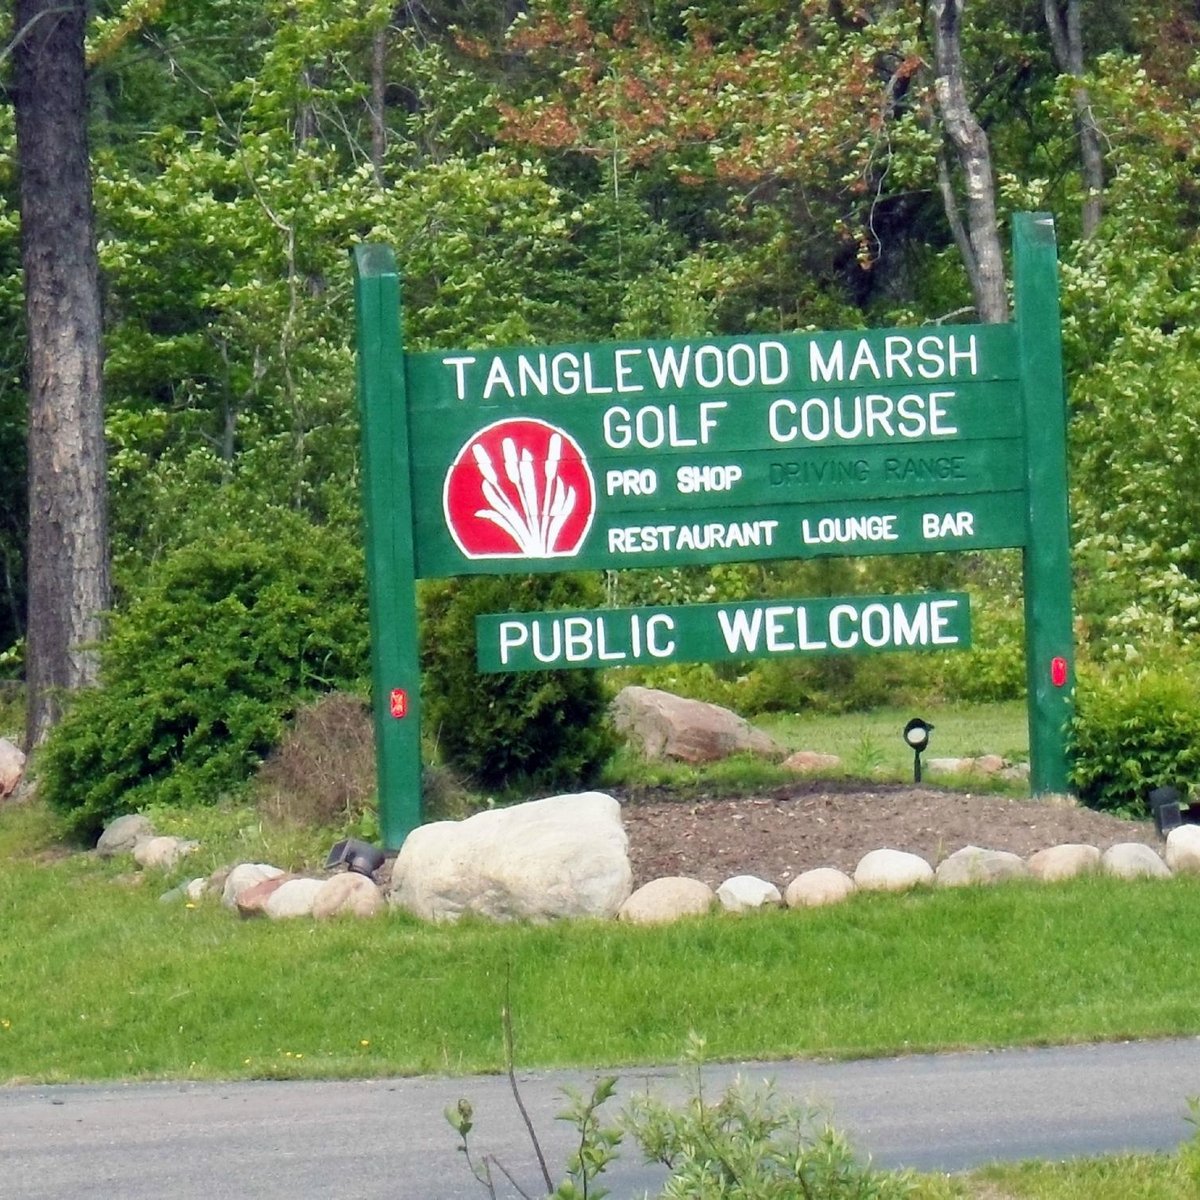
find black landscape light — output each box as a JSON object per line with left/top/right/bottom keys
{"left": 903, "top": 717, "right": 934, "bottom": 783}
{"left": 1148, "top": 786, "right": 1184, "bottom": 838}
{"left": 325, "top": 837, "right": 387, "bottom": 877}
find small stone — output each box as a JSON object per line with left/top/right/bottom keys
{"left": 854, "top": 848, "right": 933, "bottom": 891}
{"left": 1000, "top": 763, "right": 1031, "bottom": 782}
{"left": 785, "top": 868, "right": 856, "bottom": 908}
{"left": 235, "top": 874, "right": 295, "bottom": 917}
{"left": 716, "top": 874, "right": 782, "bottom": 912}
{"left": 936, "top": 846, "right": 1029, "bottom": 888}
{"left": 1101, "top": 842, "right": 1170, "bottom": 880}
{"left": 133, "top": 836, "right": 198, "bottom": 871}
{"left": 1026, "top": 843, "right": 1100, "bottom": 881}
{"left": 619, "top": 877, "right": 716, "bottom": 924}
{"left": 184, "top": 878, "right": 209, "bottom": 902}
{"left": 1165, "top": 826, "right": 1200, "bottom": 874}
{"left": 223, "top": 863, "right": 286, "bottom": 909}
{"left": 0, "top": 737, "right": 25, "bottom": 798}
{"left": 781, "top": 751, "right": 842, "bottom": 774}
{"left": 312, "top": 873, "right": 385, "bottom": 919}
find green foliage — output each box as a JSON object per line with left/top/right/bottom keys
{"left": 1069, "top": 666, "right": 1200, "bottom": 817}
{"left": 38, "top": 516, "right": 368, "bottom": 838}
{"left": 627, "top": 1075, "right": 922, "bottom": 1199}
{"left": 450, "top": 1037, "right": 925, "bottom": 1200}
{"left": 421, "top": 574, "right": 617, "bottom": 793}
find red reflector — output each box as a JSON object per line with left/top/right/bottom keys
{"left": 389, "top": 688, "right": 408, "bottom": 719}
{"left": 1051, "top": 658, "right": 1068, "bottom": 687}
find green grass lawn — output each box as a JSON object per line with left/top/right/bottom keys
{"left": 3, "top": 697, "right": 1195, "bottom": 1197}
{"left": 3, "top": 831, "right": 1199, "bottom": 1084}
{"left": 755, "top": 699, "right": 1031, "bottom": 777}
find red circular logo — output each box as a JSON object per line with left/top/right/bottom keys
{"left": 443, "top": 418, "right": 595, "bottom": 560}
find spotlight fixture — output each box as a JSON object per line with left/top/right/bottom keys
{"left": 325, "top": 837, "right": 387, "bottom": 877}
{"left": 1148, "top": 786, "right": 1184, "bottom": 838}
{"left": 903, "top": 717, "right": 934, "bottom": 783}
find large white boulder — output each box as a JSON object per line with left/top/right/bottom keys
{"left": 619, "top": 877, "right": 715, "bottom": 925}
{"left": 610, "top": 686, "right": 784, "bottom": 764}
{"left": 390, "top": 792, "right": 632, "bottom": 923}
{"left": 854, "top": 848, "right": 933, "bottom": 892}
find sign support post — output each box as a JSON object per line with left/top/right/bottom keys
{"left": 1014, "top": 213, "right": 1075, "bottom": 795}
{"left": 352, "top": 245, "right": 423, "bottom": 846}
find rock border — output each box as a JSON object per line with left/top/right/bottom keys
{"left": 97, "top": 805, "right": 1198, "bottom": 926}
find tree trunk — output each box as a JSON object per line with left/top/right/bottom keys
{"left": 1044, "top": 0, "right": 1103, "bottom": 237}
{"left": 930, "top": 0, "right": 1008, "bottom": 323}
{"left": 370, "top": 24, "right": 388, "bottom": 186}
{"left": 14, "top": 0, "right": 110, "bottom": 746}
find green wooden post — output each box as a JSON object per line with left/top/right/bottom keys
{"left": 352, "top": 245, "right": 422, "bottom": 847}
{"left": 1013, "top": 213, "right": 1074, "bottom": 795}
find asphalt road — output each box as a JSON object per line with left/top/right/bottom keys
{"left": 3, "top": 1038, "right": 1198, "bottom": 1199}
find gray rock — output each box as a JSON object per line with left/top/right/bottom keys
{"left": 97, "top": 814, "right": 155, "bottom": 858}
{"left": 390, "top": 792, "right": 631, "bottom": 923}
{"left": 716, "top": 874, "right": 782, "bottom": 912}
{"left": 619, "top": 877, "right": 715, "bottom": 924}
{"left": 936, "top": 845, "right": 1029, "bottom": 887}
{"left": 1026, "top": 843, "right": 1100, "bottom": 881}
{"left": 1101, "top": 842, "right": 1170, "bottom": 880}
{"left": 784, "top": 867, "right": 856, "bottom": 908}
{"left": 854, "top": 848, "right": 933, "bottom": 891}
{"left": 610, "top": 686, "right": 784, "bottom": 764}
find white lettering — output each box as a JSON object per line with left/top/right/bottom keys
{"left": 614, "top": 348, "right": 644, "bottom": 393}
{"left": 443, "top": 355, "right": 477, "bottom": 401}
{"left": 498, "top": 621, "right": 528, "bottom": 665}
{"left": 482, "top": 357, "right": 516, "bottom": 400}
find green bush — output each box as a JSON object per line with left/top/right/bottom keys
{"left": 1070, "top": 666, "right": 1200, "bottom": 817}
{"left": 39, "top": 516, "right": 369, "bottom": 839}
{"left": 420, "top": 573, "right": 617, "bottom": 793}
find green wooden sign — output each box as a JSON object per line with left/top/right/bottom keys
{"left": 353, "top": 213, "right": 1074, "bottom": 848}
{"left": 477, "top": 592, "right": 971, "bottom": 673}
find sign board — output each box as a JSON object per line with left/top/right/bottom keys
{"left": 476, "top": 592, "right": 971, "bottom": 673}
{"left": 354, "top": 214, "right": 1074, "bottom": 848}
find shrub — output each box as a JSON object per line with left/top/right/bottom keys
{"left": 1070, "top": 666, "right": 1200, "bottom": 817}
{"left": 255, "top": 691, "right": 376, "bottom": 830}
{"left": 38, "top": 516, "right": 369, "bottom": 839}
{"left": 420, "top": 573, "right": 617, "bottom": 793}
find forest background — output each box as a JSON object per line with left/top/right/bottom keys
{"left": 1, "top": 0, "right": 1199, "bottom": 822}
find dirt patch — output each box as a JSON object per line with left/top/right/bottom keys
{"left": 618, "top": 782, "right": 1161, "bottom": 889}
